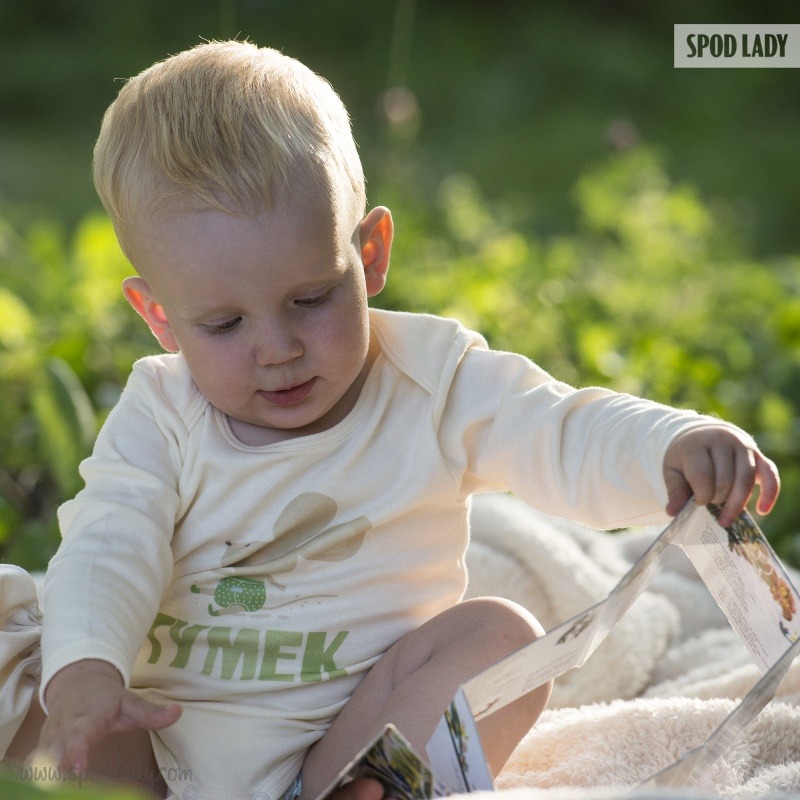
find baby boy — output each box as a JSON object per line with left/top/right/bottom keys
{"left": 0, "top": 40, "right": 779, "bottom": 800}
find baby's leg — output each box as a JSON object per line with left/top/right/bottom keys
{"left": 5, "top": 696, "right": 168, "bottom": 797}
{"left": 300, "top": 596, "right": 551, "bottom": 800}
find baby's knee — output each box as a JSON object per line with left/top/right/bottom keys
{"left": 418, "top": 597, "right": 544, "bottom": 671}
{"left": 439, "top": 596, "right": 545, "bottom": 662}
{"left": 388, "top": 597, "right": 546, "bottom": 692}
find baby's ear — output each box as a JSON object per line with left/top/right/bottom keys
{"left": 359, "top": 206, "right": 393, "bottom": 297}
{"left": 122, "top": 277, "right": 180, "bottom": 352}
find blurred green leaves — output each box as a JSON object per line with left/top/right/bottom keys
{"left": 0, "top": 771, "right": 151, "bottom": 799}
{"left": 0, "top": 213, "right": 154, "bottom": 569}
{"left": 31, "top": 357, "right": 95, "bottom": 498}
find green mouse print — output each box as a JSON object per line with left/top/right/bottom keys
{"left": 190, "top": 576, "right": 266, "bottom": 616}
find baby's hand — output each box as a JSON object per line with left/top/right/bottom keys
{"left": 36, "top": 659, "right": 181, "bottom": 773}
{"left": 663, "top": 425, "right": 780, "bottom": 527}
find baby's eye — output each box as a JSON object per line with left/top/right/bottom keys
{"left": 295, "top": 289, "right": 332, "bottom": 308}
{"left": 204, "top": 317, "right": 241, "bottom": 335}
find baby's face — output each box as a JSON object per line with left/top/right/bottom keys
{"left": 127, "top": 197, "right": 388, "bottom": 444}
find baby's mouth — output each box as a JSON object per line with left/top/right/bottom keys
{"left": 259, "top": 378, "right": 317, "bottom": 407}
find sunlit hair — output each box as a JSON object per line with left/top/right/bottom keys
{"left": 93, "top": 40, "right": 366, "bottom": 250}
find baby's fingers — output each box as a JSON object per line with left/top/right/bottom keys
{"left": 664, "top": 426, "right": 781, "bottom": 524}
{"left": 714, "top": 450, "right": 779, "bottom": 527}
{"left": 114, "top": 692, "right": 182, "bottom": 734}
{"left": 715, "top": 446, "right": 756, "bottom": 527}
{"left": 35, "top": 714, "right": 98, "bottom": 773}
{"left": 36, "top": 694, "right": 180, "bottom": 774}
{"left": 753, "top": 452, "right": 781, "bottom": 515}
{"left": 665, "top": 444, "right": 716, "bottom": 514}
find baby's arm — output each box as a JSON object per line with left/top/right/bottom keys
{"left": 663, "top": 424, "right": 780, "bottom": 527}
{"left": 38, "top": 361, "right": 189, "bottom": 772}
{"left": 37, "top": 659, "right": 180, "bottom": 772}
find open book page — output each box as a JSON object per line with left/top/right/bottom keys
{"left": 461, "top": 501, "right": 800, "bottom": 793}
{"left": 461, "top": 501, "right": 698, "bottom": 721}
{"left": 425, "top": 689, "right": 494, "bottom": 795}
{"left": 316, "top": 502, "right": 800, "bottom": 799}
{"left": 460, "top": 598, "right": 605, "bottom": 722}
{"left": 678, "top": 504, "right": 800, "bottom": 672}
{"left": 640, "top": 504, "right": 800, "bottom": 788}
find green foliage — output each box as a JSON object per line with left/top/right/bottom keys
{"left": 0, "top": 770, "right": 150, "bottom": 799}
{"left": 0, "top": 213, "right": 155, "bottom": 569}
{"left": 31, "top": 357, "right": 96, "bottom": 498}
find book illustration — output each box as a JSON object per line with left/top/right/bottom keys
{"left": 555, "top": 612, "right": 595, "bottom": 644}
{"left": 460, "top": 502, "right": 800, "bottom": 794}
{"left": 684, "top": 505, "right": 800, "bottom": 670}
{"left": 445, "top": 703, "right": 468, "bottom": 777}
{"left": 316, "top": 725, "right": 433, "bottom": 800}
{"left": 425, "top": 688, "right": 493, "bottom": 796}
{"left": 708, "top": 503, "right": 797, "bottom": 623}
{"left": 443, "top": 700, "right": 473, "bottom": 788}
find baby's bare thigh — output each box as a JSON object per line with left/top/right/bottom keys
{"left": 301, "top": 597, "right": 548, "bottom": 799}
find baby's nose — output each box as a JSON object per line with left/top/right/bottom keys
{"left": 253, "top": 318, "right": 303, "bottom": 366}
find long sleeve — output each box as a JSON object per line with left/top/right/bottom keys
{"left": 40, "top": 358, "right": 190, "bottom": 704}
{"left": 437, "top": 345, "right": 733, "bottom": 528}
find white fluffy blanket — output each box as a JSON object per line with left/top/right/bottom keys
{"left": 464, "top": 494, "right": 800, "bottom": 799}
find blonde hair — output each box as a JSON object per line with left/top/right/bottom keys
{"left": 93, "top": 40, "right": 366, "bottom": 246}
